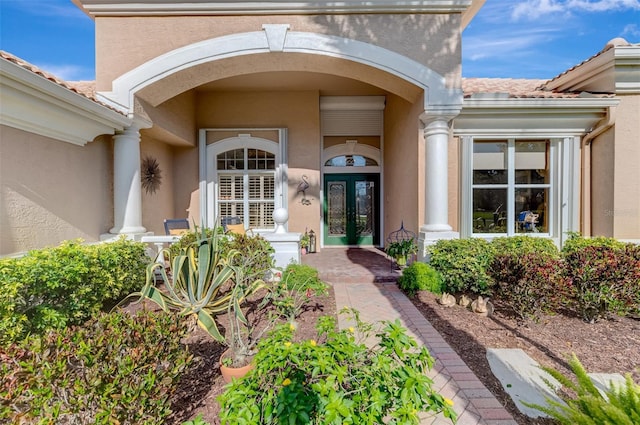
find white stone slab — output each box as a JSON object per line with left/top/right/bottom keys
{"left": 486, "top": 348, "right": 562, "bottom": 418}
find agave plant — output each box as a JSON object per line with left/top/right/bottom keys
{"left": 121, "top": 226, "right": 248, "bottom": 342}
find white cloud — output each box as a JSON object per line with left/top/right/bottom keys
{"left": 622, "top": 23, "right": 640, "bottom": 37}
{"left": 511, "top": 0, "right": 640, "bottom": 21}
{"left": 2, "top": 0, "right": 86, "bottom": 19}
{"left": 37, "top": 63, "right": 94, "bottom": 81}
{"left": 464, "top": 27, "right": 559, "bottom": 61}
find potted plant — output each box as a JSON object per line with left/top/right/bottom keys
{"left": 300, "top": 232, "right": 310, "bottom": 255}
{"left": 386, "top": 238, "right": 417, "bottom": 267}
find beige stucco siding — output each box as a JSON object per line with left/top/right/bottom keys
{"left": 612, "top": 95, "right": 640, "bottom": 239}
{"left": 591, "top": 129, "right": 616, "bottom": 237}
{"left": 0, "top": 126, "right": 112, "bottom": 255}
{"left": 191, "top": 90, "right": 321, "bottom": 234}
{"left": 383, "top": 94, "right": 421, "bottom": 240}
{"left": 95, "top": 14, "right": 461, "bottom": 91}
{"left": 139, "top": 137, "right": 177, "bottom": 235}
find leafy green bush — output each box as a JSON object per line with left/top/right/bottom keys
{"left": 564, "top": 243, "right": 640, "bottom": 322}
{"left": 273, "top": 263, "right": 329, "bottom": 322}
{"left": 492, "top": 236, "right": 560, "bottom": 259}
{"left": 428, "top": 238, "right": 495, "bottom": 295}
{"left": 398, "top": 261, "right": 444, "bottom": 297}
{"left": 218, "top": 309, "right": 457, "bottom": 424}
{"left": 525, "top": 354, "right": 640, "bottom": 425}
{"left": 221, "top": 233, "right": 275, "bottom": 282}
{"left": 490, "top": 253, "right": 566, "bottom": 322}
{"left": 0, "top": 238, "right": 148, "bottom": 345}
{"left": 0, "top": 310, "right": 192, "bottom": 424}
{"left": 562, "top": 232, "right": 626, "bottom": 256}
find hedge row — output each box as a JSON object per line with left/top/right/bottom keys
{"left": 426, "top": 235, "right": 640, "bottom": 322}
{"left": 0, "top": 238, "right": 149, "bottom": 345}
{"left": 0, "top": 310, "right": 192, "bottom": 424}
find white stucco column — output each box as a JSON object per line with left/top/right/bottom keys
{"left": 109, "top": 122, "right": 147, "bottom": 235}
{"left": 418, "top": 113, "right": 459, "bottom": 260}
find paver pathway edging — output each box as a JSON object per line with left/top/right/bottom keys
{"left": 331, "top": 280, "right": 518, "bottom": 425}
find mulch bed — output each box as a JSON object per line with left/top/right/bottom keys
{"left": 162, "top": 284, "right": 638, "bottom": 425}
{"left": 167, "top": 288, "right": 337, "bottom": 425}
{"left": 411, "top": 291, "right": 640, "bottom": 425}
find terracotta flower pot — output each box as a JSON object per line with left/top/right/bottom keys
{"left": 219, "top": 350, "right": 254, "bottom": 383}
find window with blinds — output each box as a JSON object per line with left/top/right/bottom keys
{"left": 217, "top": 148, "right": 275, "bottom": 228}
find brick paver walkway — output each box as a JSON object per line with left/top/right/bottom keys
{"left": 303, "top": 248, "right": 517, "bottom": 425}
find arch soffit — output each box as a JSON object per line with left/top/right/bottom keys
{"left": 99, "top": 29, "right": 461, "bottom": 113}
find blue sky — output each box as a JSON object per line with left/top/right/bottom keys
{"left": 1, "top": 0, "right": 639, "bottom": 81}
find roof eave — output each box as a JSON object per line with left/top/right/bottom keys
{"left": 545, "top": 44, "right": 640, "bottom": 94}
{"left": 74, "top": 0, "right": 476, "bottom": 16}
{"left": 455, "top": 96, "right": 619, "bottom": 137}
{"left": 1, "top": 58, "right": 131, "bottom": 146}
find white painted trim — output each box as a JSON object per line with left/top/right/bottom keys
{"left": 1, "top": 57, "right": 130, "bottom": 145}
{"left": 99, "top": 30, "right": 461, "bottom": 113}
{"left": 78, "top": 0, "right": 475, "bottom": 16}
{"left": 202, "top": 130, "right": 285, "bottom": 230}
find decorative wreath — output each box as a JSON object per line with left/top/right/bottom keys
{"left": 141, "top": 156, "right": 162, "bottom": 195}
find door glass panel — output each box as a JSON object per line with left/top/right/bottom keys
{"left": 328, "top": 181, "right": 347, "bottom": 236}
{"left": 472, "top": 188, "right": 507, "bottom": 233}
{"left": 355, "top": 180, "right": 374, "bottom": 236}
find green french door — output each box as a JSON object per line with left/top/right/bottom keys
{"left": 324, "top": 174, "right": 380, "bottom": 246}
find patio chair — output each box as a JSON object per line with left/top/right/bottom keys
{"left": 164, "top": 218, "right": 190, "bottom": 236}
{"left": 221, "top": 216, "right": 251, "bottom": 236}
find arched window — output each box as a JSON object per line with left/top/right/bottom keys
{"left": 324, "top": 155, "right": 378, "bottom": 167}
{"left": 206, "top": 135, "right": 281, "bottom": 230}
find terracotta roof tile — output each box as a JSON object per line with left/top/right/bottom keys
{"left": 462, "top": 77, "right": 614, "bottom": 99}
{"left": 0, "top": 50, "right": 120, "bottom": 114}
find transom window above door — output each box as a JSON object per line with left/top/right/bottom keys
{"left": 325, "top": 155, "right": 378, "bottom": 167}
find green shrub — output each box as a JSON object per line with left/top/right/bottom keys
{"left": 220, "top": 233, "right": 275, "bottom": 282}
{"left": 0, "top": 310, "right": 192, "bottom": 424}
{"left": 525, "top": 354, "right": 640, "bottom": 425}
{"left": 398, "top": 261, "right": 443, "bottom": 297}
{"left": 218, "top": 309, "right": 457, "bottom": 424}
{"left": 492, "top": 235, "right": 560, "bottom": 259}
{"left": 562, "top": 233, "right": 626, "bottom": 256}
{"left": 0, "top": 238, "right": 148, "bottom": 345}
{"left": 564, "top": 243, "right": 640, "bottom": 322}
{"left": 490, "top": 253, "right": 566, "bottom": 322}
{"left": 273, "top": 264, "right": 329, "bottom": 322}
{"left": 428, "top": 238, "right": 495, "bottom": 295}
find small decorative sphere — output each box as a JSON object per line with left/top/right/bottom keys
{"left": 273, "top": 208, "right": 288, "bottom": 225}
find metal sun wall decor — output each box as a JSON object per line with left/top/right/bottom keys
{"left": 141, "top": 156, "right": 162, "bottom": 195}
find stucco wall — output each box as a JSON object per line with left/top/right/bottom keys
{"left": 95, "top": 14, "right": 461, "bottom": 91}
{"left": 139, "top": 137, "right": 178, "bottom": 235}
{"left": 591, "top": 128, "right": 615, "bottom": 237}
{"left": 0, "top": 126, "right": 112, "bottom": 255}
{"left": 612, "top": 94, "right": 640, "bottom": 239}
{"left": 192, "top": 90, "right": 321, "bottom": 234}
{"left": 383, "top": 94, "right": 421, "bottom": 242}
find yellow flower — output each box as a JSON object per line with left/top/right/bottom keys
{"left": 348, "top": 327, "right": 355, "bottom": 333}
{"left": 284, "top": 341, "right": 292, "bottom": 347}
{"left": 282, "top": 378, "right": 292, "bottom": 386}
{"left": 309, "top": 340, "right": 317, "bottom": 347}
{"left": 289, "top": 323, "right": 296, "bottom": 331}
{"left": 444, "top": 398, "right": 454, "bottom": 406}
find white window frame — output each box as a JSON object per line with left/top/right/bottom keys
{"left": 200, "top": 129, "right": 287, "bottom": 231}
{"left": 461, "top": 136, "right": 561, "bottom": 241}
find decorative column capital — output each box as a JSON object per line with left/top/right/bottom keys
{"left": 419, "top": 110, "right": 459, "bottom": 129}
